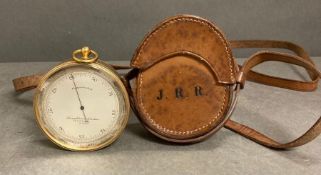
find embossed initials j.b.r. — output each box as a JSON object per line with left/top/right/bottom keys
{"left": 156, "top": 86, "right": 203, "bottom": 100}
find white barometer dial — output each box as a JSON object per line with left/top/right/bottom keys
{"left": 34, "top": 47, "right": 130, "bottom": 151}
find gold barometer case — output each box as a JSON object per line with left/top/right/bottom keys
{"left": 32, "top": 47, "right": 130, "bottom": 151}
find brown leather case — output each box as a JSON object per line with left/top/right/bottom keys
{"left": 126, "top": 15, "right": 321, "bottom": 147}
{"left": 129, "top": 15, "right": 238, "bottom": 143}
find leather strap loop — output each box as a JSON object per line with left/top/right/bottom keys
{"left": 236, "top": 51, "right": 320, "bottom": 91}
{"left": 231, "top": 40, "right": 318, "bottom": 91}
{"left": 226, "top": 47, "right": 321, "bottom": 149}
{"left": 230, "top": 40, "right": 313, "bottom": 64}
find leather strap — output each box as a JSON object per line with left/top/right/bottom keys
{"left": 230, "top": 40, "right": 318, "bottom": 91}
{"left": 13, "top": 74, "right": 43, "bottom": 92}
{"left": 225, "top": 45, "right": 321, "bottom": 149}
{"left": 12, "top": 63, "right": 131, "bottom": 92}
{"left": 15, "top": 40, "right": 316, "bottom": 92}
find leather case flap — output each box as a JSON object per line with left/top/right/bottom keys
{"left": 131, "top": 15, "right": 236, "bottom": 84}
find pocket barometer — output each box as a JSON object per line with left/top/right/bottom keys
{"left": 31, "top": 47, "right": 130, "bottom": 151}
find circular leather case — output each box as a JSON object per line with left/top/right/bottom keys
{"left": 130, "top": 15, "right": 239, "bottom": 143}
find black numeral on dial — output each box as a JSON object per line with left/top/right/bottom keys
{"left": 48, "top": 107, "right": 53, "bottom": 114}
{"left": 100, "top": 129, "right": 106, "bottom": 133}
{"left": 68, "top": 74, "right": 74, "bottom": 80}
{"left": 59, "top": 127, "right": 64, "bottom": 132}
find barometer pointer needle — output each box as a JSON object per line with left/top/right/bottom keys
{"left": 70, "top": 74, "right": 88, "bottom": 122}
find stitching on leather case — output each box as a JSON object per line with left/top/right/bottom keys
{"left": 138, "top": 73, "right": 228, "bottom": 135}
{"left": 133, "top": 16, "right": 234, "bottom": 81}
